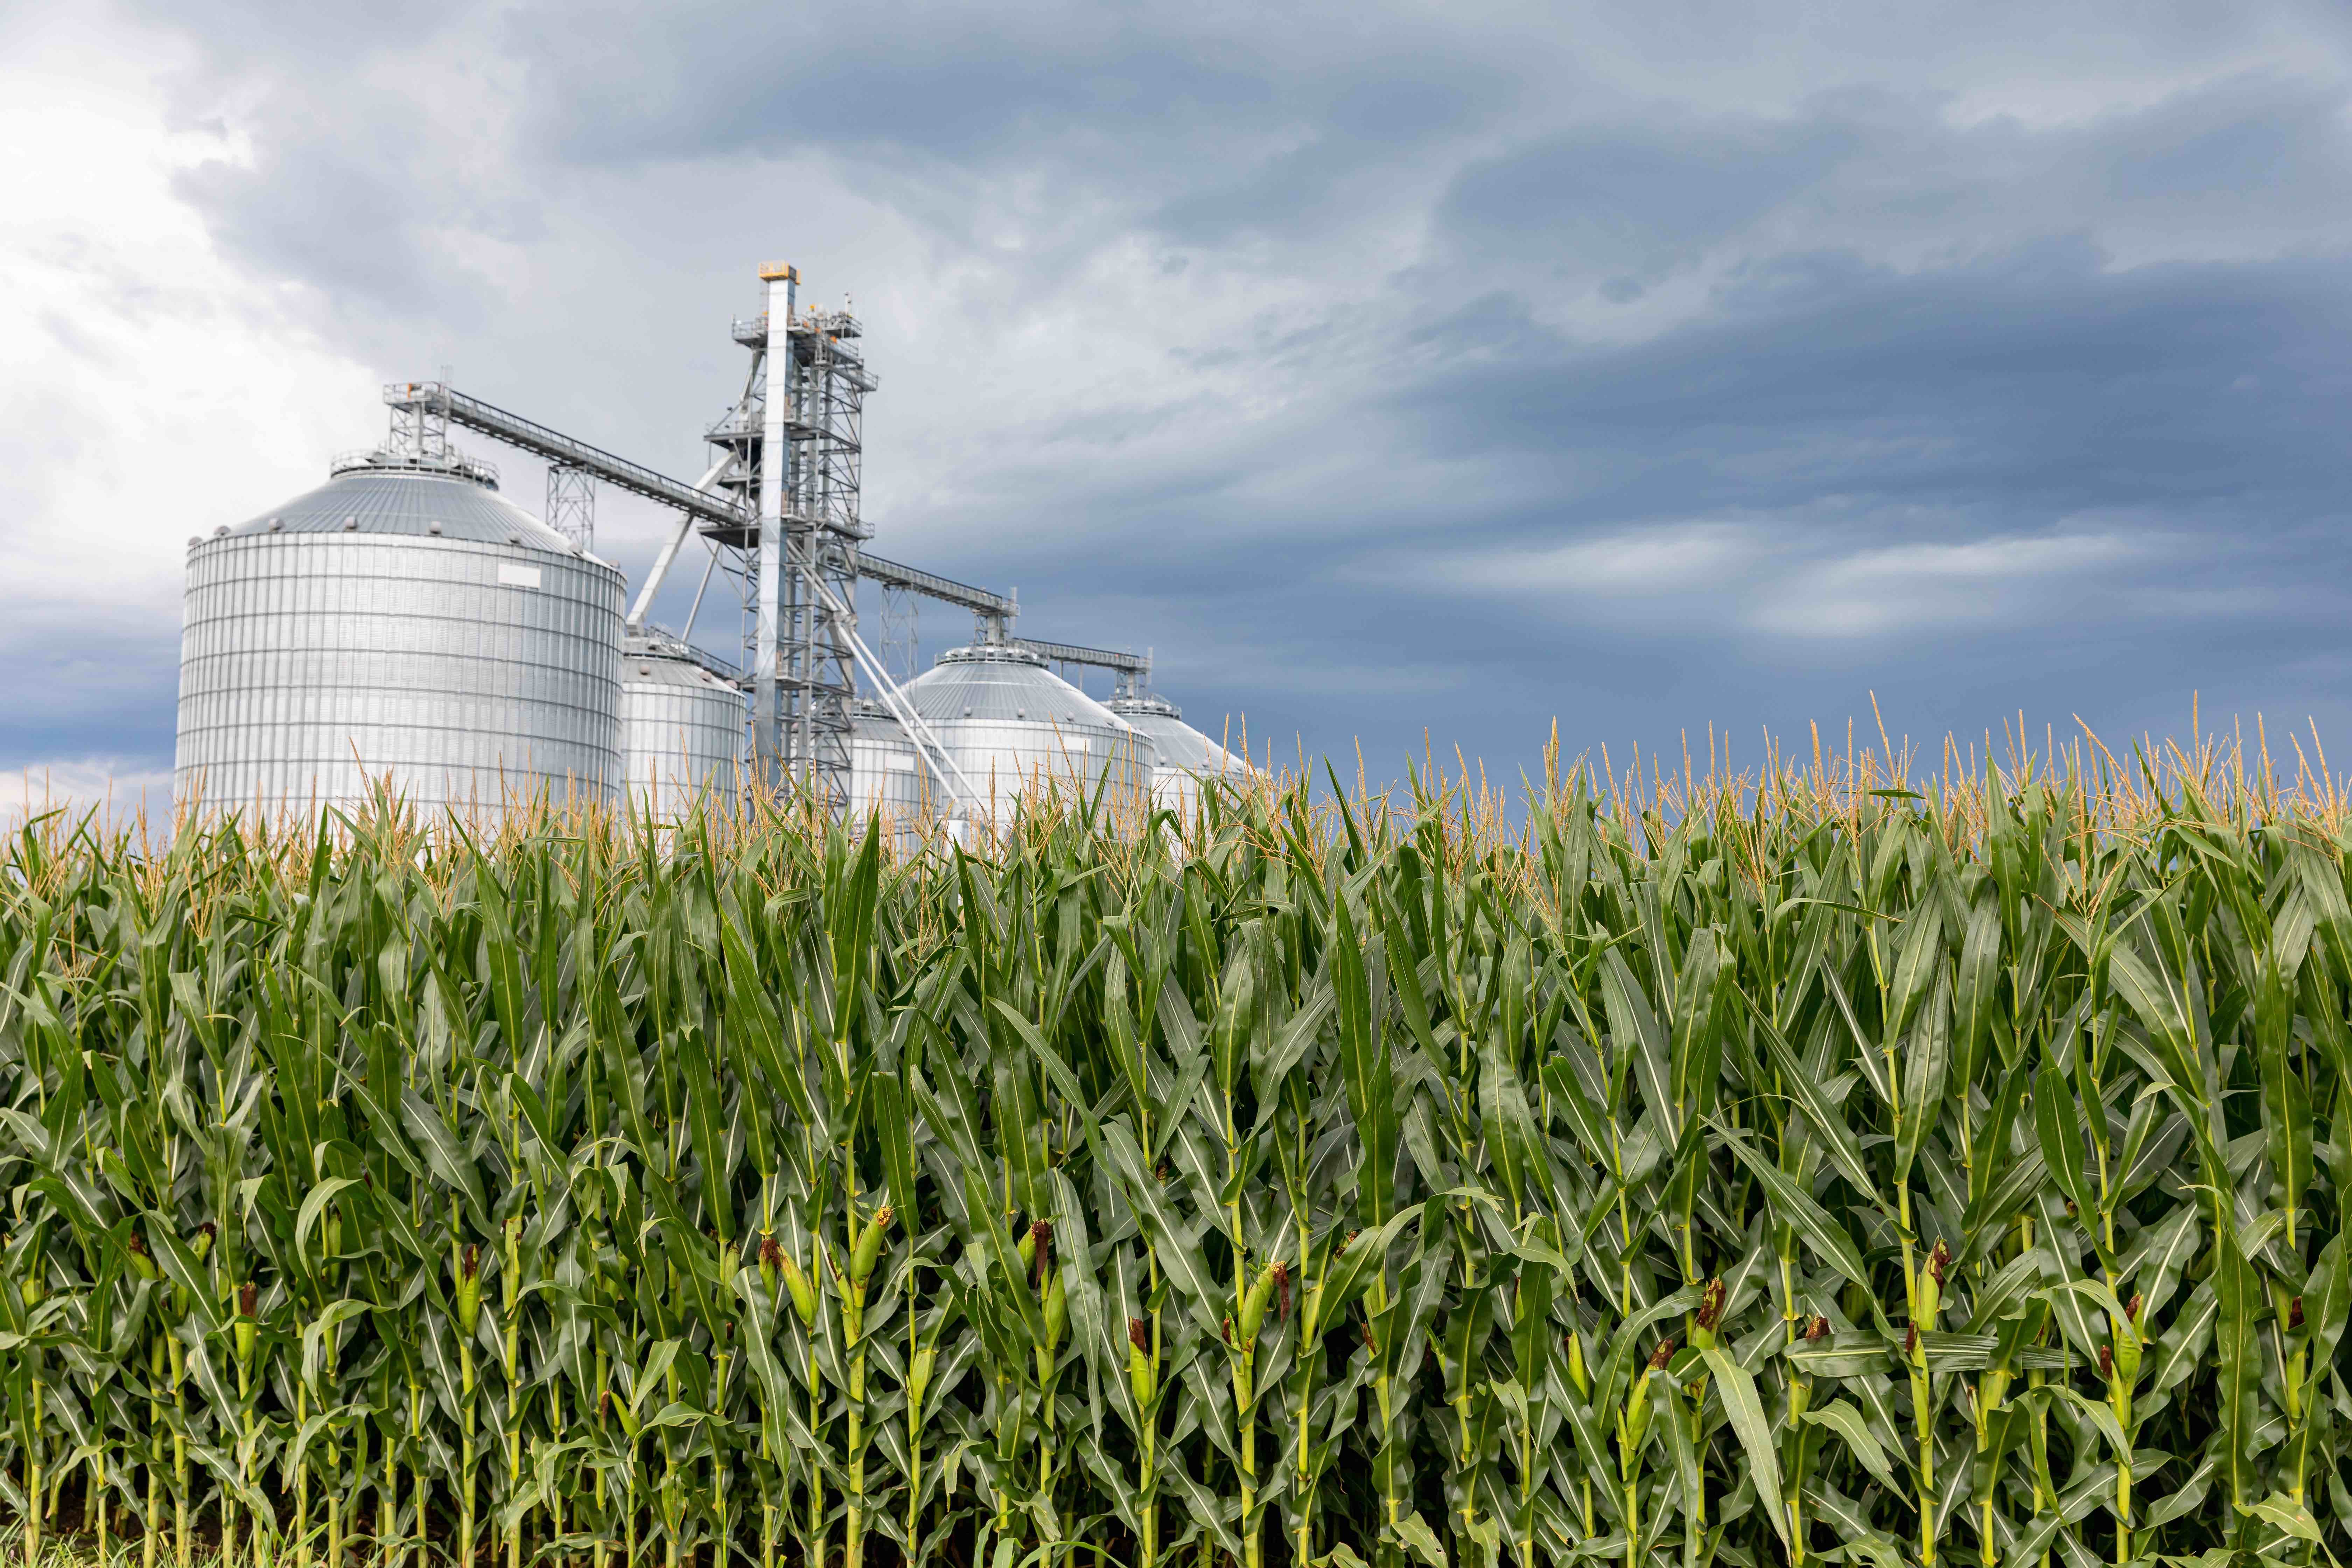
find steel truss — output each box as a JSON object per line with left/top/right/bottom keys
{"left": 382, "top": 262, "right": 1156, "bottom": 813}
{"left": 545, "top": 465, "right": 594, "bottom": 552}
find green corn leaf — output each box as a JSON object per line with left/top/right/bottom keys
{"left": 2141, "top": 1454, "right": 2218, "bottom": 1530}
{"left": 2240, "top": 1493, "right": 2322, "bottom": 1542}
{"left": 870, "top": 1069, "right": 921, "bottom": 1228}
{"left": 1477, "top": 1031, "right": 1544, "bottom": 1217}
{"left": 399, "top": 1085, "right": 489, "bottom": 1230}
{"left": 1335, "top": 893, "right": 1402, "bottom": 1231}
{"left": 2306, "top": 1230, "right": 2351, "bottom": 1366}
{"left": 1802, "top": 1400, "right": 1902, "bottom": 1497}
{"left": 1893, "top": 968, "right": 1951, "bottom": 1184}
{"left": 1738, "top": 990, "right": 1878, "bottom": 1204}
{"left": 1953, "top": 884, "right": 2003, "bottom": 1087}
{"left": 1713, "top": 1124, "right": 1871, "bottom": 1291}
{"left": 2034, "top": 1065, "right": 2099, "bottom": 1229}
{"left": 1103, "top": 1121, "right": 1223, "bottom": 1341}
{"left": 2214, "top": 1225, "right": 2260, "bottom": 1512}
{"left": 1602, "top": 948, "right": 1676, "bottom": 1142}
{"left": 1309, "top": 1207, "right": 1421, "bottom": 1335}
{"left": 1395, "top": 1510, "right": 1449, "bottom": 1568}
{"left": 1701, "top": 1344, "right": 1787, "bottom": 1547}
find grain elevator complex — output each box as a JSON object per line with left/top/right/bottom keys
{"left": 173, "top": 263, "right": 1255, "bottom": 831}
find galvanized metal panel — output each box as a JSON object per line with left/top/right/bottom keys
{"left": 621, "top": 643, "right": 747, "bottom": 819}
{"left": 1107, "top": 694, "right": 1256, "bottom": 815}
{"left": 245, "top": 463, "right": 579, "bottom": 546}
{"left": 174, "top": 465, "right": 626, "bottom": 822}
{"left": 899, "top": 644, "right": 1155, "bottom": 827}
{"left": 847, "top": 699, "right": 931, "bottom": 825}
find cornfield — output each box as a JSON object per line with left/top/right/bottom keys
{"left": 7, "top": 730, "right": 2352, "bottom": 1568}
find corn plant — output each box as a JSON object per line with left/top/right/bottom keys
{"left": 3, "top": 735, "right": 2352, "bottom": 1568}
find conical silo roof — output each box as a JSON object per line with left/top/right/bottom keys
{"left": 1107, "top": 692, "right": 1255, "bottom": 815}
{"left": 226, "top": 454, "right": 580, "bottom": 552}
{"left": 1106, "top": 693, "right": 1252, "bottom": 777}
{"left": 901, "top": 643, "right": 1128, "bottom": 728}
{"left": 899, "top": 642, "right": 1155, "bottom": 824}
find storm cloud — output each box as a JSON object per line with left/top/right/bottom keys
{"left": 7, "top": 0, "right": 2352, "bottom": 803}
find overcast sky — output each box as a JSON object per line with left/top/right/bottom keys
{"left": 8, "top": 0, "right": 2352, "bottom": 810}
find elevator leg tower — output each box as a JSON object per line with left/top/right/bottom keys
{"left": 740, "top": 262, "right": 868, "bottom": 806}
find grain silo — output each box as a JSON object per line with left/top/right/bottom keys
{"left": 174, "top": 448, "right": 625, "bottom": 821}
{"left": 847, "top": 698, "right": 933, "bottom": 824}
{"left": 620, "top": 631, "right": 747, "bottom": 818}
{"left": 172, "top": 278, "right": 1205, "bottom": 827}
{"left": 896, "top": 641, "right": 1155, "bottom": 828}
{"left": 1106, "top": 693, "right": 1256, "bottom": 816}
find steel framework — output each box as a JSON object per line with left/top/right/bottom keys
{"left": 879, "top": 586, "right": 918, "bottom": 684}
{"left": 1022, "top": 637, "right": 1150, "bottom": 698}
{"left": 545, "top": 464, "right": 594, "bottom": 552}
{"left": 383, "top": 262, "right": 1155, "bottom": 812}
{"left": 694, "top": 265, "right": 873, "bottom": 806}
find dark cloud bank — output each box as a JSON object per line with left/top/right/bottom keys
{"left": 51, "top": 0, "right": 2352, "bottom": 793}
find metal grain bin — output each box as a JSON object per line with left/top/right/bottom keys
{"left": 848, "top": 698, "right": 931, "bottom": 825}
{"left": 620, "top": 632, "right": 747, "bottom": 819}
{"left": 174, "top": 452, "right": 626, "bottom": 822}
{"left": 1106, "top": 693, "right": 1256, "bottom": 817}
{"left": 898, "top": 642, "right": 1155, "bottom": 829}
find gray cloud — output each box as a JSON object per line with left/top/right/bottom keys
{"left": 30, "top": 0, "right": 2352, "bottom": 789}
{"left": 1443, "top": 119, "right": 1863, "bottom": 282}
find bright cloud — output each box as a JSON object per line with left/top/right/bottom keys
{"left": 8, "top": 0, "right": 2352, "bottom": 793}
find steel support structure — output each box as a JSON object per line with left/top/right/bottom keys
{"left": 754, "top": 268, "right": 793, "bottom": 786}
{"left": 386, "top": 390, "right": 455, "bottom": 466}
{"left": 1016, "top": 638, "right": 1152, "bottom": 700}
{"left": 386, "top": 382, "right": 729, "bottom": 515}
{"left": 545, "top": 464, "right": 594, "bottom": 552}
{"left": 767, "top": 266, "right": 867, "bottom": 808}
{"left": 879, "top": 586, "right": 918, "bottom": 684}
{"left": 383, "top": 265, "right": 1155, "bottom": 810}
{"left": 857, "top": 555, "right": 1013, "bottom": 637}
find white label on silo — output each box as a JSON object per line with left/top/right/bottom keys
{"left": 887, "top": 755, "right": 918, "bottom": 773}
{"left": 498, "top": 564, "right": 543, "bottom": 589}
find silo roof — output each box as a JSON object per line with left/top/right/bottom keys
{"left": 622, "top": 632, "right": 742, "bottom": 692}
{"left": 1109, "top": 694, "right": 1253, "bottom": 775}
{"left": 223, "top": 462, "right": 576, "bottom": 552}
{"left": 624, "top": 655, "right": 738, "bottom": 692}
{"left": 904, "top": 644, "right": 1139, "bottom": 733}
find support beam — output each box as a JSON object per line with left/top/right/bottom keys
{"left": 545, "top": 464, "right": 595, "bottom": 552}
{"left": 1017, "top": 637, "right": 1151, "bottom": 697}
{"left": 624, "top": 458, "right": 732, "bottom": 628}
{"left": 385, "top": 382, "right": 747, "bottom": 527}
{"left": 384, "top": 344, "right": 1153, "bottom": 783}
{"left": 754, "top": 264, "right": 794, "bottom": 784}
{"left": 857, "top": 553, "right": 1015, "bottom": 627}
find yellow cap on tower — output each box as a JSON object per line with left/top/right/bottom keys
{"left": 758, "top": 262, "right": 800, "bottom": 282}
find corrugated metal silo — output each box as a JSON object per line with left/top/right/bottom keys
{"left": 620, "top": 632, "right": 747, "bottom": 818}
{"left": 174, "top": 451, "right": 625, "bottom": 821}
{"left": 1106, "top": 693, "right": 1256, "bottom": 816}
{"left": 848, "top": 698, "right": 932, "bottom": 824}
{"left": 898, "top": 642, "right": 1155, "bottom": 828}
